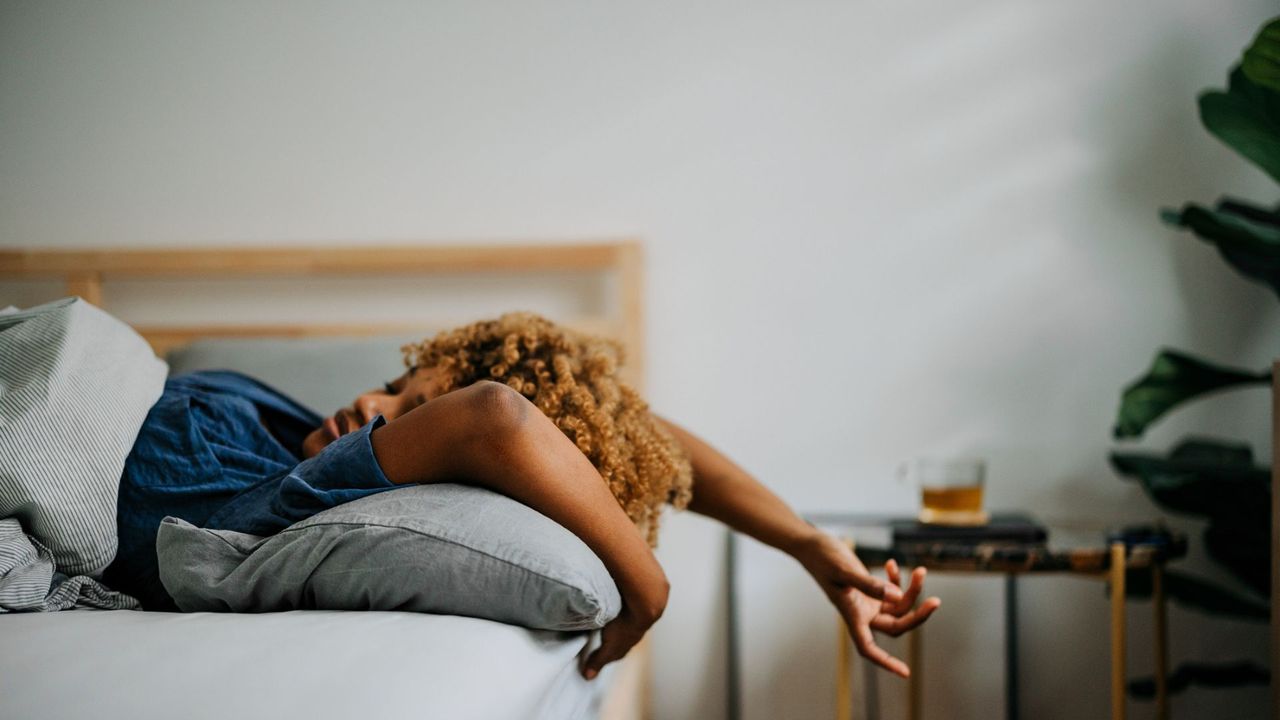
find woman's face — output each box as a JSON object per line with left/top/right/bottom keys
{"left": 301, "top": 364, "right": 448, "bottom": 458}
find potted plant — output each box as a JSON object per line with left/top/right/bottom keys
{"left": 1109, "top": 15, "right": 1278, "bottom": 702}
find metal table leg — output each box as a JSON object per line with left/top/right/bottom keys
{"left": 1153, "top": 563, "right": 1168, "bottom": 720}
{"left": 837, "top": 614, "right": 852, "bottom": 720}
{"left": 1005, "top": 574, "right": 1019, "bottom": 720}
{"left": 863, "top": 650, "right": 880, "bottom": 720}
{"left": 908, "top": 626, "right": 922, "bottom": 720}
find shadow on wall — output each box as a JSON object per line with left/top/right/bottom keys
{"left": 1101, "top": 31, "right": 1275, "bottom": 360}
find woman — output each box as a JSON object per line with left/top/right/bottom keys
{"left": 106, "top": 311, "right": 939, "bottom": 681}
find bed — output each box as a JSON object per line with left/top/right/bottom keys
{"left": 0, "top": 240, "right": 650, "bottom": 720}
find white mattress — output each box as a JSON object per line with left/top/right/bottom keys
{"left": 0, "top": 609, "right": 613, "bottom": 720}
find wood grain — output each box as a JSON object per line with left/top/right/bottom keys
{"left": 0, "top": 242, "right": 634, "bottom": 277}
{"left": 1110, "top": 542, "right": 1126, "bottom": 720}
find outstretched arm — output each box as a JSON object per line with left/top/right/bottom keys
{"left": 370, "top": 380, "right": 667, "bottom": 679}
{"left": 655, "top": 414, "right": 940, "bottom": 678}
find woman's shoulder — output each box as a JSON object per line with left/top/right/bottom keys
{"left": 133, "top": 370, "right": 321, "bottom": 466}
{"left": 166, "top": 369, "right": 270, "bottom": 394}
{"left": 145, "top": 370, "right": 273, "bottom": 438}
{"left": 161, "top": 369, "right": 322, "bottom": 430}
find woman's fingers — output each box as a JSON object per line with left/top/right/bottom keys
{"left": 842, "top": 565, "right": 902, "bottom": 603}
{"left": 832, "top": 561, "right": 939, "bottom": 678}
{"left": 580, "top": 614, "right": 645, "bottom": 680}
{"left": 870, "top": 596, "right": 942, "bottom": 637}
{"left": 896, "top": 567, "right": 926, "bottom": 613}
{"left": 581, "top": 634, "right": 629, "bottom": 680}
{"left": 885, "top": 556, "right": 906, "bottom": 594}
{"left": 879, "top": 563, "right": 926, "bottom": 616}
{"left": 884, "top": 558, "right": 901, "bottom": 587}
{"left": 881, "top": 560, "right": 905, "bottom": 613}
{"left": 850, "top": 616, "right": 911, "bottom": 678}
{"left": 800, "top": 533, "right": 902, "bottom": 603}
{"left": 837, "top": 590, "right": 911, "bottom": 679}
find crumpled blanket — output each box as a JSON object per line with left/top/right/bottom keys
{"left": 0, "top": 518, "right": 139, "bottom": 612}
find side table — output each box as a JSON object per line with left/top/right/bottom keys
{"left": 724, "top": 515, "right": 1186, "bottom": 720}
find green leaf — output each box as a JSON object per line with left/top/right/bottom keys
{"left": 1198, "top": 66, "right": 1280, "bottom": 183}
{"left": 1162, "top": 198, "right": 1280, "bottom": 298}
{"left": 1124, "top": 568, "right": 1269, "bottom": 621}
{"left": 1109, "top": 438, "right": 1271, "bottom": 519}
{"left": 1242, "top": 17, "right": 1280, "bottom": 93}
{"left": 1205, "top": 522, "right": 1271, "bottom": 597}
{"left": 1128, "top": 661, "right": 1270, "bottom": 698}
{"left": 1113, "top": 351, "right": 1271, "bottom": 439}
{"left": 1111, "top": 438, "right": 1273, "bottom": 595}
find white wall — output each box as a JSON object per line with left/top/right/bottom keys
{"left": 2, "top": 2, "right": 1276, "bottom": 717}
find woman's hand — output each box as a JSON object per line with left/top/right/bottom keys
{"left": 580, "top": 593, "right": 666, "bottom": 680}
{"left": 793, "top": 532, "right": 941, "bottom": 678}
{"left": 649, "top": 415, "right": 942, "bottom": 678}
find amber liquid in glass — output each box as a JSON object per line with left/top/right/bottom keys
{"left": 918, "top": 484, "right": 986, "bottom": 525}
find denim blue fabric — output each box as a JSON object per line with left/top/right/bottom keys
{"left": 104, "top": 370, "right": 396, "bottom": 609}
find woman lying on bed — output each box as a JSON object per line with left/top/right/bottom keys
{"left": 104, "top": 312, "right": 939, "bottom": 681}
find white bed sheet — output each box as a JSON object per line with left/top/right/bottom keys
{"left": 0, "top": 609, "right": 612, "bottom": 720}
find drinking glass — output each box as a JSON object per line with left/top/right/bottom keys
{"left": 899, "top": 457, "right": 988, "bottom": 526}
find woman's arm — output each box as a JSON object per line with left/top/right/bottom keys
{"left": 655, "top": 414, "right": 940, "bottom": 678}
{"left": 370, "top": 380, "right": 666, "bottom": 678}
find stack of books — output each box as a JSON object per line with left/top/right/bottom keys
{"left": 891, "top": 513, "right": 1048, "bottom": 549}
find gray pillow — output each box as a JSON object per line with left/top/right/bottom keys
{"left": 156, "top": 483, "right": 622, "bottom": 631}
{"left": 0, "top": 297, "right": 167, "bottom": 576}
{"left": 165, "top": 336, "right": 417, "bottom": 416}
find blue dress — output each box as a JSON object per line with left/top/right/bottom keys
{"left": 104, "top": 370, "right": 398, "bottom": 609}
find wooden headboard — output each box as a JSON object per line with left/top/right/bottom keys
{"left": 0, "top": 241, "right": 646, "bottom": 390}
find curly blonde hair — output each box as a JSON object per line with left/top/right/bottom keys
{"left": 401, "top": 311, "right": 693, "bottom": 547}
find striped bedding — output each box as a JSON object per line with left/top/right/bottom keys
{"left": 0, "top": 519, "right": 138, "bottom": 611}
{"left": 0, "top": 298, "right": 165, "bottom": 610}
